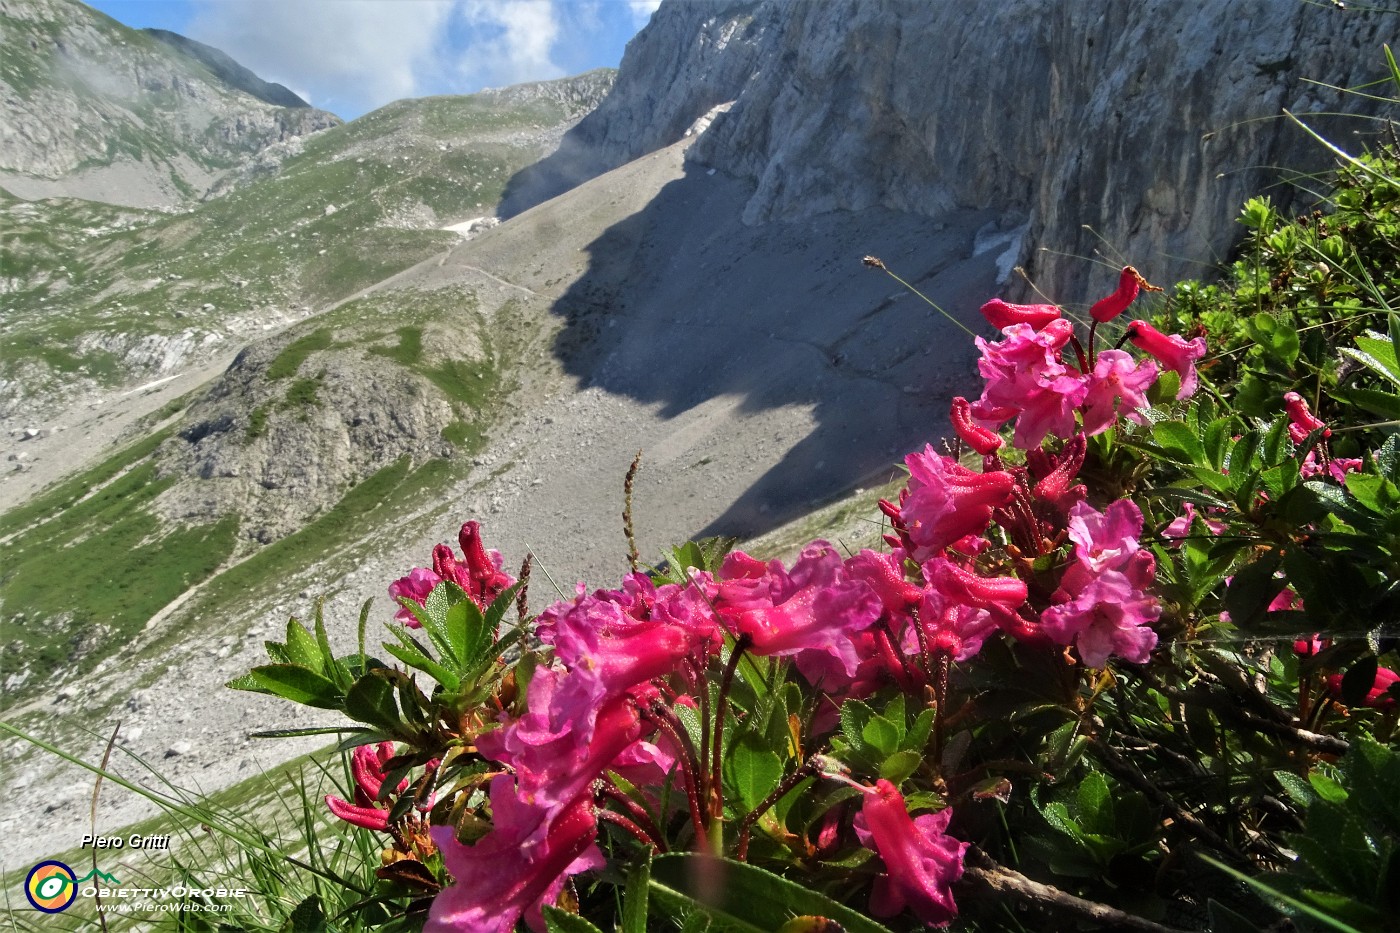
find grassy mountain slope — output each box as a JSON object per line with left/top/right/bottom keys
{"left": 0, "top": 71, "right": 615, "bottom": 420}
{"left": 0, "top": 0, "right": 340, "bottom": 206}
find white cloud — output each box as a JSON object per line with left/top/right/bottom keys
{"left": 187, "top": 0, "right": 606, "bottom": 118}
{"left": 189, "top": 0, "right": 456, "bottom": 116}
{"left": 451, "top": 0, "right": 565, "bottom": 91}
{"left": 627, "top": 0, "right": 661, "bottom": 27}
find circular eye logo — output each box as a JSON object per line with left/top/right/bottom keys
{"left": 25, "top": 861, "right": 77, "bottom": 912}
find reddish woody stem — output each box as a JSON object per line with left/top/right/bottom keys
{"left": 596, "top": 807, "right": 663, "bottom": 851}
{"left": 595, "top": 778, "right": 668, "bottom": 853}
{"left": 735, "top": 757, "right": 820, "bottom": 861}
{"left": 644, "top": 700, "right": 708, "bottom": 846}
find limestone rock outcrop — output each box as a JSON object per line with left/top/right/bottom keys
{"left": 509, "top": 0, "right": 1392, "bottom": 298}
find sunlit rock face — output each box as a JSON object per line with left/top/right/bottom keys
{"left": 512, "top": 0, "right": 1388, "bottom": 299}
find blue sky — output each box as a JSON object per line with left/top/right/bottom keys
{"left": 85, "top": 0, "right": 656, "bottom": 120}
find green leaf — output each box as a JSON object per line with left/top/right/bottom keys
{"left": 724, "top": 741, "right": 783, "bottom": 815}
{"left": 541, "top": 907, "right": 607, "bottom": 933}
{"left": 417, "top": 581, "right": 468, "bottom": 666}
{"left": 622, "top": 855, "right": 651, "bottom": 933}
{"left": 443, "top": 596, "right": 490, "bottom": 672}
{"left": 839, "top": 700, "right": 877, "bottom": 747}
{"left": 383, "top": 627, "right": 460, "bottom": 690}
{"left": 860, "top": 716, "right": 901, "bottom": 757}
{"left": 1075, "top": 771, "right": 1113, "bottom": 835}
{"left": 280, "top": 895, "right": 326, "bottom": 933}
{"left": 1153, "top": 420, "right": 1207, "bottom": 466}
{"left": 1261, "top": 417, "right": 1290, "bottom": 467}
{"left": 879, "top": 749, "right": 922, "bottom": 783}
{"left": 1308, "top": 771, "right": 1350, "bottom": 805}
{"left": 344, "top": 673, "right": 402, "bottom": 733}
{"left": 1331, "top": 386, "right": 1400, "bottom": 420}
{"left": 1275, "top": 770, "right": 1318, "bottom": 807}
{"left": 1041, "top": 801, "right": 1081, "bottom": 839}
{"left": 248, "top": 665, "right": 342, "bottom": 709}
{"left": 284, "top": 618, "right": 325, "bottom": 671}
{"left": 313, "top": 600, "right": 348, "bottom": 690}
{"left": 648, "top": 855, "right": 894, "bottom": 933}
{"left": 1347, "top": 333, "right": 1400, "bottom": 386}
{"left": 1345, "top": 473, "right": 1399, "bottom": 515}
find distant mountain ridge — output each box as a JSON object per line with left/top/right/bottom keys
{"left": 143, "top": 28, "right": 311, "bottom": 110}
{"left": 0, "top": 0, "right": 340, "bottom": 209}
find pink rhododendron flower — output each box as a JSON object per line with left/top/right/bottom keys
{"left": 899, "top": 446, "right": 1016, "bottom": 560}
{"left": 389, "top": 522, "right": 515, "bottom": 625}
{"left": 1125, "top": 321, "right": 1206, "bottom": 399}
{"left": 1041, "top": 500, "right": 1160, "bottom": 666}
{"left": 1040, "top": 568, "right": 1160, "bottom": 667}
{"left": 1066, "top": 499, "right": 1145, "bottom": 573}
{"left": 1326, "top": 666, "right": 1400, "bottom": 710}
{"left": 853, "top": 780, "right": 966, "bottom": 927}
{"left": 979, "top": 298, "right": 1061, "bottom": 331}
{"left": 1162, "top": 502, "right": 1227, "bottom": 544}
{"left": 1300, "top": 449, "right": 1362, "bottom": 482}
{"left": 324, "top": 742, "right": 406, "bottom": 832}
{"left": 918, "top": 587, "right": 999, "bottom": 662}
{"left": 715, "top": 543, "right": 882, "bottom": 677}
{"left": 1089, "top": 266, "right": 1159, "bottom": 323}
{"left": 475, "top": 675, "right": 644, "bottom": 821}
{"left": 1079, "top": 350, "right": 1158, "bottom": 436}
{"left": 1283, "top": 391, "right": 1330, "bottom": 444}
{"left": 426, "top": 780, "right": 603, "bottom": 933}
{"left": 388, "top": 567, "right": 440, "bottom": 627}
{"left": 972, "top": 319, "right": 1088, "bottom": 448}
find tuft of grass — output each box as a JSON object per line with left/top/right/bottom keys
{"left": 282, "top": 371, "right": 326, "bottom": 410}
{"left": 246, "top": 403, "right": 270, "bottom": 439}
{"left": 266, "top": 329, "right": 332, "bottom": 380}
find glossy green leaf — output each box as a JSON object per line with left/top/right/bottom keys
{"left": 248, "top": 664, "right": 342, "bottom": 709}
{"left": 724, "top": 740, "right": 783, "bottom": 814}
{"left": 344, "top": 672, "right": 402, "bottom": 732}
{"left": 648, "top": 854, "right": 893, "bottom": 933}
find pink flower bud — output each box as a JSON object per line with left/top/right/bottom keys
{"left": 950, "top": 397, "right": 1003, "bottom": 455}
{"left": 1125, "top": 321, "right": 1206, "bottom": 399}
{"left": 1090, "top": 266, "right": 1160, "bottom": 323}
{"left": 925, "top": 558, "right": 1028, "bottom": 614}
{"left": 979, "top": 298, "right": 1062, "bottom": 331}
{"left": 1283, "top": 392, "right": 1330, "bottom": 444}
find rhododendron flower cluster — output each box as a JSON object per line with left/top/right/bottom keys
{"left": 322, "top": 270, "right": 1231, "bottom": 930}
{"left": 970, "top": 267, "right": 1203, "bottom": 448}
{"left": 325, "top": 742, "right": 407, "bottom": 832}
{"left": 389, "top": 520, "right": 515, "bottom": 625}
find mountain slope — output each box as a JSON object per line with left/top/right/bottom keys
{"left": 0, "top": 0, "right": 340, "bottom": 208}
{"left": 143, "top": 28, "right": 310, "bottom": 109}
{"left": 0, "top": 70, "right": 615, "bottom": 427}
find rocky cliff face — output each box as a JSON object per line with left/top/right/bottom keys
{"left": 511, "top": 0, "right": 1391, "bottom": 299}
{"left": 0, "top": 0, "right": 340, "bottom": 208}
{"left": 143, "top": 28, "right": 310, "bottom": 109}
